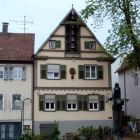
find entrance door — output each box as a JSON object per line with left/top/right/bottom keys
{"left": 0, "top": 122, "right": 21, "bottom": 140}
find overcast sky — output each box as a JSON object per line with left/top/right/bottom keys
{"left": 0, "top": 0, "right": 119, "bottom": 86}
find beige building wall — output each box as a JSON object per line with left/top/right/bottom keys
{"left": 0, "top": 64, "right": 32, "bottom": 126}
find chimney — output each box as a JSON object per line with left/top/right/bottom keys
{"left": 2, "top": 22, "right": 9, "bottom": 34}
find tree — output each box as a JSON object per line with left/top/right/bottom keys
{"left": 81, "top": 0, "right": 140, "bottom": 67}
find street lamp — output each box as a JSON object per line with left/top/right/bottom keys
{"left": 14, "top": 98, "right": 32, "bottom": 134}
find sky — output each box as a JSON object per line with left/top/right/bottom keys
{"left": 0, "top": 0, "right": 120, "bottom": 86}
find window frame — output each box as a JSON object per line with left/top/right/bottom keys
{"left": 85, "top": 65, "right": 97, "bottom": 79}
{"left": 44, "top": 94, "right": 56, "bottom": 111}
{"left": 67, "top": 94, "right": 78, "bottom": 111}
{"left": 12, "top": 94, "right": 21, "bottom": 110}
{"left": 88, "top": 95, "right": 99, "bottom": 111}
{"left": 47, "top": 64, "right": 60, "bottom": 80}
{"left": 49, "top": 40, "right": 56, "bottom": 49}
{"left": 13, "top": 66, "right": 23, "bottom": 80}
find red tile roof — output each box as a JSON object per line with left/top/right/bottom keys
{"left": 0, "top": 33, "right": 35, "bottom": 62}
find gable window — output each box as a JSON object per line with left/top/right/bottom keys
{"left": 0, "top": 67, "right": 4, "bottom": 79}
{"left": 45, "top": 95, "right": 55, "bottom": 111}
{"left": 67, "top": 95, "right": 77, "bottom": 111}
{"left": 79, "top": 65, "right": 103, "bottom": 80}
{"left": 12, "top": 94, "right": 21, "bottom": 110}
{"left": 0, "top": 94, "right": 3, "bottom": 110}
{"left": 85, "top": 65, "right": 97, "bottom": 79}
{"left": 47, "top": 65, "right": 60, "bottom": 79}
{"left": 88, "top": 95, "right": 99, "bottom": 111}
{"left": 49, "top": 40, "right": 61, "bottom": 49}
{"left": 85, "top": 41, "right": 96, "bottom": 50}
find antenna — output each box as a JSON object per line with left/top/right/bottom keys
{"left": 10, "top": 16, "right": 33, "bottom": 34}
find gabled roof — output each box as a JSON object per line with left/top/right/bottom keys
{"left": 35, "top": 7, "right": 114, "bottom": 60}
{"left": 0, "top": 32, "right": 35, "bottom": 62}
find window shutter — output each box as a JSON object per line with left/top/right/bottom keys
{"left": 84, "top": 42, "right": 90, "bottom": 49}
{"left": 9, "top": 66, "right": 13, "bottom": 80}
{"left": 39, "top": 95, "right": 44, "bottom": 111}
{"left": 78, "top": 65, "right": 84, "bottom": 79}
{"left": 99, "top": 95, "right": 105, "bottom": 111}
{"left": 22, "top": 66, "right": 26, "bottom": 80}
{"left": 4, "top": 67, "right": 8, "bottom": 80}
{"left": 56, "top": 95, "right": 66, "bottom": 111}
{"left": 55, "top": 41, "right": 61, "bottom": 48}
{"left": 97, "top": 65, "right": 103, "bottom": 79}
{"left": 78, "top": 95, "right": 87, "bottom": 111}
{"left": 40, "top": 65, "right": 47, "bottom": 79}
{"left": 60, "top": 65, "right": 66, "bottom": 79}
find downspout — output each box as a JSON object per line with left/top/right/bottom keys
{"left": 123, "top": 71, "right": 127, "bottom": 115}
{"left": 32, "top": 56, "right": 35, "bottom": 135}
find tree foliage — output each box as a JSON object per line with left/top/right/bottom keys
{"left": 81, "top": 0, "right": 140, "bottom": 67}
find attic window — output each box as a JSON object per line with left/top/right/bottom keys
{"left": 49, "top": 40, "right": 61, "bottom": 49}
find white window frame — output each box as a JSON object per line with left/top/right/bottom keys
{"left": 89, "top": 42, "right": 96, "bottom": 49}
{"left": 0, "top": 67, "right": 4, "bottom": 80}
{"left": 49, "top": 40, "right": 56, "bottom": 48}
{"left": 67, "top": 95, "right": 77, "bottom": 111}
{"left": 13, "top": 67, "right": 22, "bottom": 80}
{"left": 88, "top": 95, "right": 99, "bottom": 111}
{"left": 85, "top": 65, "right": 97, "bottom": 79}
{"left": 45, "top": 94, "right": 55, "bottom": 111}
{"left": 0, "top": 94, "right": 4, "bottom": 110}
{"left": 47, "top": 64, "right": 60, "bottom": 79}
{"left": 12, "top": 94, "right": 21, "bottom": 110}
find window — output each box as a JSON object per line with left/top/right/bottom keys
{"left": 40, "top": 64, "right": 66, "bottom": 79}
{"left": 13, "top": 67, "right": 22, "bottom": 80}
{"left": 12, "top": 94, "right": 21, "bottom": 110}
{"left": 0, "top": 94, "right": 3, "bottom": 110}
{"left": 67, "top": 95, "right": 77, "bottom": 111}
{"left": 0, "top": 67, "right": 4, "bottom": 79}
{"left": 9, "top": 125, "right": 14, "bottom": 139}
{"left": 0, "top": 124, "right": 5, "bottom": 139}
{"left": 49, "top": 40, "right": 61, "bottom": 49}
{"left": 134, "top": 73, "right": 138, "bottom": 86}
{"left": 47, "top": 65, "right": 60, "bottom": 79}
{"left": 85, "top": 65, "right": 97, "bottom": 79}
{"left": 88, "top": 95, "right": 99, "bottom": 111}
{"left": 45, "top": 95, "right": 55, "bottom": 111}
{"left": 79, "top": 65, "right": 103, "bottom": 79}
{"left": 85, "top": 41, "right": 96, "bottom": 50}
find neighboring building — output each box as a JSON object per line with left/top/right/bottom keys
{"left": 0, "top": 23, "right": 34, "bottom": 140}
{"left": 34, "top": 8, "right": 114, "bottom": 137}
{"left": 116, "top": 63, "right": 140, "bottom": 119}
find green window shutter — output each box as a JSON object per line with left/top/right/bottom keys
{"left": 78, "top": 65, "right": 84, "bottom": 79}
{"left": 97, "top": 65, "right": 103, "bottom": 79}
{"left": 40, "top": 65, "right": 47, "bottom": 79}
{"left": 55, "top": 41, "right": 61, "bottom": 48}
{"left": 56, "top": 95, "right": 66, "bottom": 111}
{"left": 39, "top": 95, "right": 44, "bottom": 111}
{"left": 60, "top": 65, "right": 66, "bottom": 79}
{"left": 84, "top": 42, "right": 90, "bottom": 49}
{"left": 78, "top": 95, "right": 88, "bottom": 111}
{"left": 99, "top": 95, "right": 105, "bottom": 111}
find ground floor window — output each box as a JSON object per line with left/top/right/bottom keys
{"left": 0, "top": 122, "right": 21, "bottom": 140}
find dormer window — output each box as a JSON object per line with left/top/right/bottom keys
{"left": 49, "top": 40, "right": 61, "bottom": 49}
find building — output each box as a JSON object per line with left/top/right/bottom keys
{"left": 116, "top": 63, "right": 140, "bottom": 119}
{"left": 0, "top": 23, "right": 34, "bottom": 139}
{"left": 34, "top": 8, "right": 114, "bottom": 137}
